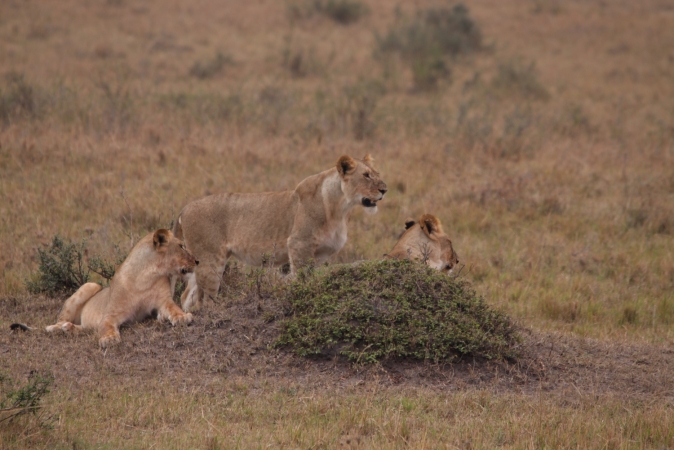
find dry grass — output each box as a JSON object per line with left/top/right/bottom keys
{"left": 2, "top": 294, "right": 674, "bottom": 448}
{"left": 1, "top": 0, "right": 673, "bottom": 447}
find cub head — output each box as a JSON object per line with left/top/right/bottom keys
{"left": 389, "top": 214, "right": 459, "bottom": 273}
{"left": 336, "top": 154, "right": 387, "bottom": 215}
{"left": 152, "top": 229, "right": 199, "bottom": 276}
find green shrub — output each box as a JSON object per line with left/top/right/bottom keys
{"left": 277, "top": 259, "right": 520, "bottom": 364}
{"left": 377, "top": 4, "right": 481, "bottom": 58}
{"left": 25, "top": 235, "right": 133, "bottom": 296}
{"left": 491, "top": 58, "right": 549, "bottom": 100}
{"left": 319, "top": 0, "right": 368, "bottom": 24}
{"left": 344, "top": 79, "right": 386, "bottom": 140}
{"left": 0, "top": 72, "right": 40, "bottom": 124}
{"left": 0, "top": 371, "right": 54, "bottom": 423}
{"left": 25, "top": 236, "right": 90, "bottom": 297}
{"left": 289, "top": 0, "right": 368, "bottom": 25}
{"left": 189, "top": 52, "right": 234, "bottom": 79}
{"left": 376, "top": 3, "right": 481, "bottom": 90}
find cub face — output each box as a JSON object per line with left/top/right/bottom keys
{"left": 152, "top": 229, "right": 199, "bottom": 276}
{"left": 336, "top": 154, "right": 387, "bottom": 215}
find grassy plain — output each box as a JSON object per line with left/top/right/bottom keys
{"left": 1, "top": 0, "right": 673, "bottom": 448}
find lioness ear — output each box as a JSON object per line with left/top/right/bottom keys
{"left": 153, "top": 229, "right": 171, "bottom": 248}
{"left": 336, "top": 155, "right": 357, "bottom": 177}
{"left": 420, "top": 214, "right": 442, "bottom": 237}
{"left": 404, "top": 218, "right": 416, "bottom": 229}
{"left": 363, "top": 154, "right": 374, "bottom": 165}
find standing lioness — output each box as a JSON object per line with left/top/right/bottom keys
{"left": 174, "top": 154, "right": 387, "bottom": 311}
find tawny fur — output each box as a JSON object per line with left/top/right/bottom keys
{"left": 386, "top": 214, "right": 459, "bottom": 273}
{"left": 45, "top": 229, "right": 198, "bottom": 348}
{"left": 174, "top": 154, "right": 387, "bottom": 312}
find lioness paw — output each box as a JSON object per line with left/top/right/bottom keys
{"left": 171, "top": 313, "right": 193, "bottom": 326}
{"left": 99, "top": 334, "right": 121, "bottom": 348}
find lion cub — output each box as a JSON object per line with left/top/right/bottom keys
{"left": 174, "top": 154, "right": 387, "bottom": 312}
{"left": 46, "top": 229, "right": 198, "bottom": 348}
{"left": 386, "top": 214, "right": 459, "bottom": 273}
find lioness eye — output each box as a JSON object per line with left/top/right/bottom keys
{"left": 364, "top": 173, "right": 370, "bottom": 178}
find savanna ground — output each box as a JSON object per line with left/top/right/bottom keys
{"left": 1, "top": 0, "right": 673, "bottom": 448}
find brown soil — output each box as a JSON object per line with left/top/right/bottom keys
{"left": 2, "top": 294, "right": 673, "bottom": 400}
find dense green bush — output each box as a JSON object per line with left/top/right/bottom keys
{"left": 189, "top": 52, "right": 234, "bottom": 79}
{"left": 289, "top": 0, "right": 368, "bottom": 25}
{"left": 25, "top": 236, "right": 90, "bottom": 297}
{"left": 277, "top": 259, "right": 520, "bottom": 364}
{"left": 25, "top": 235, "right": 129, "bottom": 297}
{"left": 376, "top": 3, "right": 481, "bottom": 90}
{"left": 0, "top": 72, "right": 40, "bottom": 124}
{"left": 319, "top": 0, "right": 368, "bottom": 24}
{"left": 491, "top": 58, "right": 549, "bottom": 100}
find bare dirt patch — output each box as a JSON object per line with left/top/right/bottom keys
{"left": 2, "top": 294, "right": 673, "bottom": 401}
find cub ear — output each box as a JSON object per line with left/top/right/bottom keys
{"left": 363, "top": 154, "right": 374, "bottom": 165}
{"left": 404, "top": 217, "right": 416, "bottom": 229}
{"left": 336, "top": 155, "right": 357, "bottom": 177}
{"left": 153, "top": 229, "right": 171, "bottom": 248}
{"left": 419, "top": 214, "right": 442, "bottom": 237}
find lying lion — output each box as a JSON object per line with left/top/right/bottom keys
{"left": 43, "top": 229, "right": 198, "bottom": 348}
{"left": 386, "top": 214, "right": 459, "bottom": 273}
{"left": 174, "top": 154, "right": 387, "bottom": 312}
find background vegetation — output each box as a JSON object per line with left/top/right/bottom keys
{"left": 1, "top": 0, "right": 673, "bottom": 447}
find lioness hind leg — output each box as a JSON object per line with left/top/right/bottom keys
{"left": 46, "top": 283, "right": 103, "bottom": 332}
{"left": 45, "top": 321, "right": 84, "bottom": 333}
{"left": 55, "top": 283, "right": 103, "bottom": 323}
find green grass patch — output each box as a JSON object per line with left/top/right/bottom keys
{"left": 277, "top": 259, "right": 520, "bottom": 363}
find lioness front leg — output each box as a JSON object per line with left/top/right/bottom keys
{"left": 157, "top": 300, "right": 193, "bottom": 326}
{"left": 287, "top": 236, "right": 318, "bottom": 274}
{"left": 98, "top": 319, "right": 122, "bottom": 348}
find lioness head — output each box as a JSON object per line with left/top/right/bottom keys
{"left": 336, "top": 154, "right": 387, "bottom": 214}
{"left": 152, "top": 229, "right": 199, "bottom": 276}
{"left": 388, "top": 214, "right": 459, "bottom": 273}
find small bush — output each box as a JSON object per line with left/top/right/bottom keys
{"left": 377, "top": 4, "right": 481, "bottom": 58}
{"left": 344, "top": 79, "right": 386, "bottom": 140}
{"left": 0, "top": 72, "right": 40, "bottom": 124}
{"left": 277, "top": 259, "right": 520, "bottom": 363}
{"left": 376, "top": 4, "right": 480, "bottom": 90}
{"left": 411, "top": 56, "right": 450, "bottom": 92}
{"left": 25, "top": 236, "right": 90, "bottom": 297}
{"left": 189, "top": 52, "right": 234, "bottom": 79}
{"left": 26, "top": 235, "right": 133, "bottom": 296}
{"left": 319, "top": 0, "right": 368, "bottom": 24}
{"left": 491, "top": 58, "right": 549, "bottom": 100}
{"left": 289, "top": 0, "right": 368, "bottom": 25}
{"left": 0, "top": 371, "right": 54, "bottom": 423}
